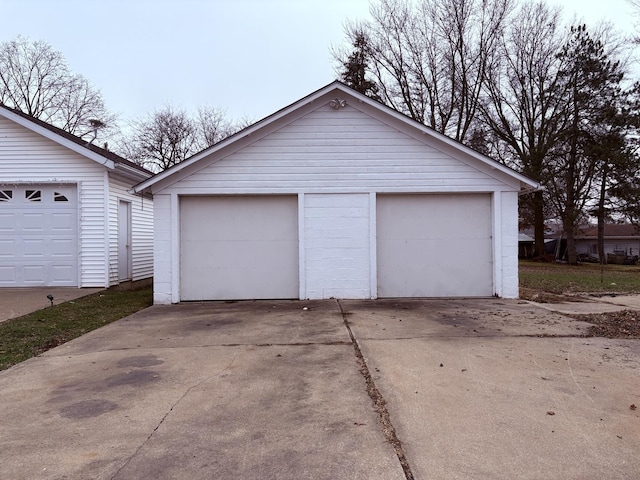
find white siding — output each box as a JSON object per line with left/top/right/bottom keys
{"left": 108, "top": 178, "right": 154, "bottom": 285}
{"left": 304, "top": 193, "right": 371, "bottom": 299}
{"left": 160, "top": 104, "right": 519, "bottom": 196}
{"left": 153, "top": 194, "right": 173, "bottom": 304}
{"left": 499, "top": 192, "right": 519, "bottom": 298}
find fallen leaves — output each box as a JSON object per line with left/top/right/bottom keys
{"left": 570, "top": 310, "right": 640, "bottom": 338}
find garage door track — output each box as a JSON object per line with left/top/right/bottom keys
{"left": 0, "top": 299, "right": 638, "bottom": 479}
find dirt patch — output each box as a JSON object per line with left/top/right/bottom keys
{"left": 569, "top": 310, "right": 640, "bottom": 338}
{"left": 519, "top": 288, "right": 588, "bottom": 304}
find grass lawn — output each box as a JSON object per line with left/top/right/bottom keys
{"left": 0, "top": 287, "right": 152, "bottom": 371}
{"left": 519, "top": 260, "right": 640, "bottom": 294}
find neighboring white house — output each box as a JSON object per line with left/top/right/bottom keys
{"left": 574, "top": 224, "right": 640, "bottom": 258}
{"left": 0, "top": 105, "right": 153, "bottom": 288}
{"left": 135, "top": 82, "right": 538, "bottom": 304}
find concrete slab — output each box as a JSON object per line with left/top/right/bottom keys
{"left": 525, "top": 294, "right": 640, "bottom": 316}
{"left": 595, "top": 294, "right": 640, "bottom": 310}
{"left": 0, "top": 300, "right": 404, "bottom": 480}
{"left": 0, "top": 287, "right": 104, "bottom": 323}
{"left": 342, "top": 299, "right": 640, "bottom": 480}
{"left": 1, "top": 297, "right": 638, "bottom": 479}
{"left": 341, "top": 298, "right": 595, "bottom": 338}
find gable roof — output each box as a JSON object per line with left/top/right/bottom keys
{"left": 134, "top": 81, "right": 539, "bottom": 193}
{"left": 0, "top": 104, "right": 152, "bottom": 182}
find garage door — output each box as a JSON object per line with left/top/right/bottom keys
{"left": 0, "top": 184, "right": 78, "bottom": 287}
{"left": 180, "top": 195, "right": 299, "bottom": 301}
{"left": 377, "top": 194, "right": 493, "bottom": 297}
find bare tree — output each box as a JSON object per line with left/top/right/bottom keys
{"left": 121, "top": 105, "right": 244, "bottom": 172}
{"left": 196, "top": 106, "right": 237, "bottom": 147}
{"left": 339, "top": 0, "right": 513, "bottom": 142}
{"left": 481, "top": 1, "right": 569, "bottom": 256}
{"left": 121, "top": 106, "right": 199, "bottom": 172}
{"left": 0, "top": 36, "right": 115, "bottom": 140}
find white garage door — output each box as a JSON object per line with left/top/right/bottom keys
{"left": 377, "top": 194, "right": 493, "bottom": 297}
{"left": 180, "top": 195, "right": 299, "bottom": 301}
{"left": 0, "top": 184, "right": 78, "bottom": 287}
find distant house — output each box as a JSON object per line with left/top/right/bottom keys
{"left": 135, "top": 81, "right": 538, "bottom": 304}
{"left": 574, "top": 224, "right": 640, "bottom": 261}
{"left": 0, "top": 105, "right": 153, "bottom": 288}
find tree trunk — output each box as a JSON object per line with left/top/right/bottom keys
{"left": 533, "top": 191, "right": 546, "bottom": 257}
{"left": 565, "top": 226, "right": 578, "bottom": 264}
{"left": 597, "top": 165, "right": 608, "bottom": 264}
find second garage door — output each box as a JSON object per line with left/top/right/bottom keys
{"left": 180, "top": 195, "right": 298, "bottom": 301}
{"left": 377, "top": 194, "right": 493, "bottom": 297}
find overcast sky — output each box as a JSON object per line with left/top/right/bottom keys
{"left": 2, "top": 0, "right": 638, "bottom": 127}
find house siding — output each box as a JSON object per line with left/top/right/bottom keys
{"left": 160, "top": 105, "right": 518, "bottom": 195}
{"left": 575, "top": 239, "right": 640, "bottom": 257}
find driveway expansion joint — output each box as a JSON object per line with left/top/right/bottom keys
{"left": 336, "top": 299, "right": 416, "bottom": 480}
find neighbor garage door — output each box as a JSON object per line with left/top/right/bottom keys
{"left": 0, "top": 184, "right": 78, "bottom": 287}
{"left": 377, "top": 194, "right": 493, "bottom": 297}
{"left": 180, "top": 195, "right": 299, "bottom": 301}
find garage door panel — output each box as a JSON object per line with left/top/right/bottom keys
{"left": 0, "top": 213, "right": 14, "bottom": 231}
{"left": 52, "top": 213, "right": 75, "bottom": 232}
{"left": 23, "top": 265, "right": 46, "bottom": 283}
{"left": 180, "top": 196, "right": 298, "bottom": 301}
{"left": 377, "top": 194, "right": 493, "bottom": 297}
{"left": 0, "top": 266, "right": 16, "bottom": 283}
{"left": 50, "top": 265, "right": 77, "bottom": 284}
{"left": 0, "top": 185, "right": 78, "bottom": 287}
{"left": 24, "top": 239, "right": 45, "bottom": 257}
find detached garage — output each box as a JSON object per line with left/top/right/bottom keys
{"left": 0, "top": 105, "right": 154, "bottom": 288}
{"left": 135, "top": 82, "right": 538, "bottom": 304}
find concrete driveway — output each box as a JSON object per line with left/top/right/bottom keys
{"left": 0, "top": 298, "right": 638, "bottom": 479}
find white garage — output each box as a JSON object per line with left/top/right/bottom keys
{"left": 135, "top": 82, "right": 538, "bottom": 304}
{"left": 0, "top": 105, "right": 154, "bottom": 288}
{"left": 0, "top": 184, "right": 78, "bottom": 286}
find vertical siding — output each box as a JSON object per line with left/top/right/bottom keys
{"left": 0, "top": 116, "right": 108, "bottom": 287}
{"left": 108, "top": 178, "right": 154, "bottom": 284}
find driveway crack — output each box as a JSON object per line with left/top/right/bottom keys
{"left": 336, "top": 299, "right": 415, "bottom": 480}
{"left": 110, "top": 352, "right": 239, "bottom": 479}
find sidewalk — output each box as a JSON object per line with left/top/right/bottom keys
{"left": 0, "top": 287, "right": 104, "bottom": 323}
